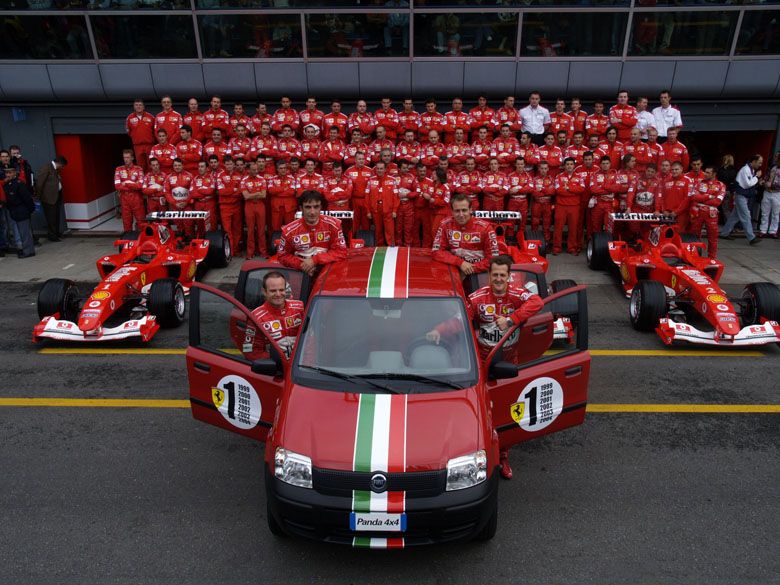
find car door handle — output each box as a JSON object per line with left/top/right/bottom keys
{"left": 194, "top": 361, "right": 211, "bottom": 373}
{"left": 532, "top": 324, "right": 549, "bottom": 334}
{"left": 564, "top": 366, "right": 582, "bottom": 377}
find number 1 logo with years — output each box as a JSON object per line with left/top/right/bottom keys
{"left": 512, "top": 376, "right": 564, "bottom": 432}
{"left": 211, "top": 374, "right": 262, "bottom": 430}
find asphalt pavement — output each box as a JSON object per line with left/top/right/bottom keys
{"left": 0, "top": 235, "right": 778, "bottom": 585}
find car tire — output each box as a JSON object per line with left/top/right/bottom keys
{"left": 586, "top": 231, "right": 612, "bottom": 271}
{"left": 148, "top": 278, "right": 186, "bottom": 328}
{"left": 355, "top": 229, "right": 376, "bottom": 248}
{"left": 474, "top": 497, "right": 498, "bottom": 542}
{"left": 38, "top": 278, "right": 79, "bottom": 321}
{"left": 549, "top": 279, "right": 579, "bottom": 319}
{"left": 268, "top": 230, "right": 283, "bottom": 256}
{"left": 205, "top": 230, "right": 231, "bottom": 268}
{"left": 629, "top": 280, "right": 667, "bottom": 331}
{"left": 267, "top": 502, "right": 285, "bottom": 537}
{"left": 741, "top": 282, "right": 780, "bottom": 326}
{"left": 524, "top": 228, "right": 547, "bottom": 257}
{"left": 117, "top": 230, "right": 140, "bottom": 253}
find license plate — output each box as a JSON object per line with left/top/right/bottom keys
{"left": 350, "top": 512, "right": 407, "bottom": 532}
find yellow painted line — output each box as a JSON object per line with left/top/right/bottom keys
{"left": 39, "top": 348, "right": 766, "bottom": 357}
{"left": 587, "top": 404, "right": 780, "bottom": 413}
{"left": 0, "top": 398, "right": 777, "bottom": 414}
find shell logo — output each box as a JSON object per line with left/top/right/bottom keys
{"left": 707, "top": 294, "right": 727, "bottom": 303}
{"left": 91, "top": 291, "right": 110, "bottom": 300}
{"left": 452, "top": 231, "right": 462, "bottom": 241}
{"left": 484, "top": 305, "right": 495, "bottom": 315}
{"left": 272, "top": 321, "right": 281, "bottom": 330}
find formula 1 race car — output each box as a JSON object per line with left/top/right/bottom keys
{"left": 33, "top": 211, "right": 231, "bottom": 343}
{"left": 587, "top": 213, "right": 780, "bottom": 347}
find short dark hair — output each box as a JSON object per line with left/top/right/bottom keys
{"left": 262, "top": 271, "right": 286, "bottom": 290}
{"left": 298, "top": 190, "right": 326, "bottom": 208}
{"left": 54, "top": 155, "right": 68, "bottom": 165}
{"left": 450, "top": 193, "right": 470, "bottom": 207}
{"left": 180, "top": 124, "right": 193, "bottom": 134}
{"left": 490, "top": 255, "right": 514, "bottom": 272}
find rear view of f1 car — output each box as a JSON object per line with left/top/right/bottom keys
{"left": 33, "top": 212, "right": 231, "bottom": 343}
{"left": 588, "top": 213, "right": 780, "bottom": 347}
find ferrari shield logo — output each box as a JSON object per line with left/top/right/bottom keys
{"left": 211, "top": 387, "right": 225, "bottom": 408}
{"left": 510, "top": 401, "right": 525, "bottom": 424}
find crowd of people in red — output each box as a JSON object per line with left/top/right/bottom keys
{"left": 118, "top": 90, "right": 737, "bottom": 259}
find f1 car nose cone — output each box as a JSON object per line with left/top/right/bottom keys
{"left": 78, "top": 315, "right": 99, "bottom": 333}
{"left": 719, "top": 319, "right": 740, "bottom": 335}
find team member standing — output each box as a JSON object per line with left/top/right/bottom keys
{"left": 374, "top": 97, "right": 401, "bottom": 141}
{"left": 318, "top": 126, "right": 347, "bottom": 176}
{"left": 447, "top": 128, "right": 472, "bottom": 172}
{"left": 635, "top": 97, "right": 655, "bottom": 140}
{"left": 299, "top": 124, "right": 322, "bottom": 162}
{"left": 296, "top": 158, "right": 325, "bottom": 195}
{"left": 367, "top": 161, "right": 400, "bottom": 246}
{"left": 399, "top": 98, "right": 422, "bottom": 135}
{"left": 241, "top": 161, "right": 269, "bottom": 259}
{"left": 413, "top": 163, "right": 434, "bottom": 247}
{"left": 623, "top": 128, "right": 653, "bottom": 173}
{"left": 507, "top": 157, "right": 534, "bottom": 234}
{"left": 345, "top": 151, "right": 373, "bottom": 233}
{"left": 201, "top": 96, "right": 231, "bottom": 142}
{"left": 432, "top": 193, "right": 499, "bottom": 275}
{"left": 164, "top": 158, "right": 194, "bottom": 237}
{"left": 549, "top": 98, "right": 574, "bottom": 142}
{"left": 661, "top": 128, "right": 690, "bottom": 170}
{"left": 660, "top": 161, "right": 694, "bottom": 232}
{"left": 191, "top": 160, "right": 218, "bottom": 235}
{"left": 491, "top": 124, "right": 520, "bottom": 171}
{"left": 585, "top": 100, "right": 609, "bottom": 141}
{"left": 298, "top": 97, "right": 324, "bottom": 138}
{"left": 142, "top": 157, "right": 168, "bottom": 214}
{"left": 34, "top": 155, "right": 68, "bottom": 242}
{"left": 609, "top": 90, "right": 638, "bottom": 142}
{"left": 519, "top": 92, "right": 550, "bottom": 145}
{"left": 652, "top": 90, "right": 683, "bottom": 142}
{"left": 177, "top": 125, "right": 203, "bottom": 174}
{"left": 420, "top": 130, "right": 447, "bottom": 175}
{"left": 419, "top": 99, "right": 445, "bottom": 141}
{"left": 149, "top": 129, "right": 177, "bottom": 174}
{"left": 348, "top": 100, "right": 377, "bottom": 137}
{"left": 321, "top": 99, "right": 348, "bottom": 140}
{"left": 426, "top": 254, "right": 543, "bottom": 479}
{"left": 267, "top": 159, "right": 298, "bottom": 232}
{"left": 251, "top": 271, "right": 305, "bottom": 359}
{"left": 689, "top": 164, "right": 726, "bottom": 257}
{"left": 482, "top": 158, "right": 509, "bottom": 212}
{"left": 759, "top": 153, "right": 780, "bottom": 238}
{"left": 427, "top": 167, "right": 452, "bottom": 237}
{"left": 228, "top": 123, "right": 252, "bottom": 163}
{"left": 272, "top": 96, "right": 300, "bottom": 136}
{"left": 588, "top": 157, "right": 620, "bottom": 235}
{"left": 203, "top": 128, "right": 231, "bottom": 167}
{"left": 278, "top": 191, "right": 348, "bottom": 275}
{"left": 251, "top": 121, "right": 279, "bottom": 161}
{"left": 114, "top": 149, "right": 145, "bottom": 232}
{"left": 183, "top": 98, "right": 206, "bottom": 143}
{"left": 3, "top": 166, "right": 36, "bottom": 258}
{"left": 217, "top": 156, "right": 245, "bottom": 256}
{"left": 443, "top": 97, "right": 472, "bottom": 144}
{"left": 553, "top": 157, "right": 586, "bottom": 255}
{"left": 531, "top": 160, "right": 556, "bottom": 243}
{"left": 471, "top": 126, "right": 493, "bottom": 171}
{"left": 125, "top": 99, "right": 156, "bottom": 171}
{"left": 323, "top": 161, "right": 353, "bottom": 212}
{"left": 469, "top": 95, "right": 495, "bottom": 140}
{"left": 228, "top": 103, "right": 255, "bottom": 138}
{"left": 454, "top": 156, "right": 482, "bottom": 211}
{"left": 395, "top": 159, "right": 418, "bottom": 246}
{"left": 720, "top": 155, "right": 763, "bottom": 246}
{"left": 154, "top": 96, "right": 182, "bottom": 146}
{"left": 568, "top": 98, "right": 588, "bottom": 135}
{"left": 536, "top": 132, "right": 563, "bottom": 176}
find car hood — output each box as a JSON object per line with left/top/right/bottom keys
{"left": 277, "top": 384, "right": 483, "bottom": 472}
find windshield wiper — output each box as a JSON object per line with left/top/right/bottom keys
{"left": 358, "top": 373, "right": 465, "bottom": 390}
{"left": 297, "top": 365, "right": 403, "bottom": 394}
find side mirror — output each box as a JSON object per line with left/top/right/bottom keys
{"left": 489, "top": 361, "right": 518, "bottom": 380}
{"left": 251, "top": 358, "right": 279, "bottom": 376}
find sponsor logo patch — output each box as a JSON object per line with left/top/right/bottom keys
{"left": 91, "top": 291, "right": 110, "bottom": 300}
{"left": 706, "top": 294, "right": 727, "bottom": 303}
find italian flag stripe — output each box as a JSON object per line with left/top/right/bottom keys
{"left": 351, "top": 394, "right": 408, "bottom": 548}
{"left": 366, "top": 247, "right": 409, "bottom": 299}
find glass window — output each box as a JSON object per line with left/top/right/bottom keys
{"left": 413, "top": 12, "right": 518, "bottom": 57}
{"left": 306, "top": 12, "right": 409, "bottom": 58}
{"left": 198, "top": 14, "right": 302, "bottom": 58}
{"left": 736, "top": 10, "right": 780, "bottom": 55}
{"left": 2, "top": 0, "right": 190, "bottom": 8}
{"left": 91, "top": 15, "right": 197, "bottom": 58}
{"left": 629, "top": 11, "right": 737, "bottom": 56}
{"left": 521, "top": 12, "right": 627, "bottom": 56}
{"left": 421, "top": 0, "right": 629, "bottom": 5}
{"left": 195, "top": 0, "right": 377, "bottom": 7}
{"left": 0, "top": 15, "right": 92, "bottom": 59}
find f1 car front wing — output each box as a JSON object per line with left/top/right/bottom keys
{"left": 656, "top": 318, "right": 780, "bottom": 347}
{"left": 33, "top": 315, "right": 160, "bottom": 343}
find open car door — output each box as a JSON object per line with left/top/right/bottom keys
{"left": 187, "top": 283, "right": 291, "bottom": 442}
{"left": 486, "top": 285, "right": 590, "bottom": 448}
{"left": 234, "top": 260, "right": 311, "bottom": 311}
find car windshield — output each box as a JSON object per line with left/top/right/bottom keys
{"left": 292, "top": 296, "right": 478, "bottom": 393}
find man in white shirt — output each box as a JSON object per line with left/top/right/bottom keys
{"left": 519, "top": 91, "right": 551, "bottom": 146}
{"left": 651, "top": 89, "right": 683, "bottom": 142}
{"left": 635, "top": 96, "right": 656, "bottom": 140}
{"left": 719, "top": 154, "right": 763, "bottom": 245}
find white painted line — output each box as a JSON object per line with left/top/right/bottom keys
{"left": 62, "top": 264, "right": 75, "bottom": 270}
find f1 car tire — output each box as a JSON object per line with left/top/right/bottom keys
{"left": 549, "top": 279, "right": 579, "bottom": 320}
{"left": 587, "top": 232, "right": 612, "bottom": 271}
{"left": 629, "top": 280, "right": 668, "bottom": 331}
{"left": 268, "top": 230, "right": 283, "bottom": 256}
{"left": 355, "top": 230, "right": 376, "bottom": 248}
{"left": 741, "top": 282, "right": 780, "bottom": 326}
{"left": 524, "top": 228, "right": 547, "bottom": 257}
{"left": 148, "top": 278, "right": 186, "bottom": 328}
{"left": 205, "top": 230, "right": 231, "bottom": 268}
{"left": 681, "top": 233, "right": 704, "bottom": 257}
{"left": 38, "top": 278, "right": 79, "bottom": 321}
{"left": 474, "top": 497, "right": 498, "bottom": 542}
{"left": 117, "top": 230, "right": 140, "bottom": 253}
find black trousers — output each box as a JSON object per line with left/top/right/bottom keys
{"left": 42, "top": 197, "right": 62, "bottom": 238}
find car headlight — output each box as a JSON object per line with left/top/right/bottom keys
{"left": 445, "top": 450, "right": 487, "bottom": 491}
{"left": 274, "top": 447, "right": 312, "bottom": 489}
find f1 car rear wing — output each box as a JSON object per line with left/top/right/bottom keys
{"left": 145, "top": 211, "right": 210, "bottom": 221}
{"left": 294, "top": 210, "right": 354, "bottom": 219}
{"left": 473, "top": 210, "right": 522, "bottom": 221}
{"left": 609, "top": 212, "right": 676, "bottom": 223}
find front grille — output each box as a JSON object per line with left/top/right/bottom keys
{"left": 313, "top": 468, "right": 446, "bottom": 497}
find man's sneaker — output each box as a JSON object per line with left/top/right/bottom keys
{"left": 749, "top": 237, "right": 762, "bottom": 246}
{"left": 499, "top": 451, "right": 513, "bottom": 480}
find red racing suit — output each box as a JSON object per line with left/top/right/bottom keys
{"left": 323, "top": 174, "right": 354, "bottom": 211}
{"left": 345, "top": 164, "right": 374, "bottom": 233}
{"left": 481, "top": 171, "right": 509, "bottom": 211}
{"left": 506, "top": 170, "right": 534, "bottom": 233}
{"left": 661, "top": 175, "right": 694, "bottom": 232}
{"left": 191, "top": 172, "right": 217, "bottom": 234}
{"left": 414, "top": 176, "right": 434, "bottom": 247}
{"left": 277, "top": 215, "right": 348, "bottom": 270}
{"left": 661, "top": 140, "right": 690, "bottom": 171}
{"left": 202, "top": 108, "right": 230, "bottom": 138}
{"left": 609, "top": 104, "right": 638, "bottom": 141}
{"left": 164, "top": 170, "right": 194, "bottom": 235}
{"left": 491, "top": 138, "right": 520, "bottom": 171}
{"left": 251, "top": 299, "right": 305, "bottom": 359}
{"left": 154, "top": 109, "right": 183, "bottom": 145}
{"left": 395, "top": 171, "right": 418, "bottom": 246}
{"left": 374, "top": 107, "right": 401, "bottom": 140}
{"left": 241, "top": 174, "right": 268, "bottom": 258}
{"left": 455, "top": 170, "right": 482, "bottom": 210}
{"left": 183, "top": 110, "right": 206, "bottom": 143}
{"left": 396, "top": 139, "right": 422, "bottom": 165}
{"left": 470, "top": 138, "right": 493, "bottom": 171}
{"left": 432, "top": 216, "right": 499, "bottom": 273}
{"left": 217, "top": 170, "right": 245, "bottom": 254}
{"left": 271, "top": 107, "right": 299, "bottom": 136}
{"left": 142, "top": 171, "right": 168, "bottom": 214}
{"left": 318, "top": 139, "right": 346, "bottom": 176}
{"left": 589, "top": 169, "right": 620, "bottom": 234}
{"left": 585, "top": 113, "right": 609, "bottom": 140}
{"left": 114, "top": 163, "right": 145, "bottom": 231}
{"left": 125, "top": 112, "right": 156, "bottom": 171}
{"left": 267, "top": 173, "right": 298, "bottom": 231}
{"left": 690, "top": 178, "right": 725, "bottom": 258}
{"left": 429, "top": 181, "right": 452, "bottom": 237}
{"left": 436, "top": 285, "right": 544, "bottom": 360}
{"left": 536, "top": 145, "right": 563, "bottom": 176}
{"left": 321, "top": 112, "right": 349, "bottom": 140}
{"left": 531, "top": 174, "right": 556, "bottom": 242}
{"left": 549, "top": 111, "right": 574, "bottom": 141}
{"left": 553, "top": 171, "right": 586, "bottom": 254}
{"left": 176, "top": 139, "right": 203, "bottom": 174}
{"left": 443, "top": 110, "right": 473, "bottom": 143}
{"left": 368, "top": 174, "right": 401, "bottom": 246}
{"left": 347, "top": 112, "right": 377, "bottom": 137}
{"left": 299, "top": 109, "right": 325, "bottom": 137}
{"left": 149, "top": 143, "right": 177, "bottom": 174}
{"left": 250, "top": 134, "right": 278, "bottom": 161}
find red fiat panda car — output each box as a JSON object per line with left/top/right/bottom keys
{"left": 186, "top": 247, "right": 590, "bottom": 548}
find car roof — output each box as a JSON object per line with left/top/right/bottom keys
{"left": 317, "top": 247, "right": 459, "bottom": 298}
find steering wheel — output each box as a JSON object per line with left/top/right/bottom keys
{"left": 404, "top": 335, "right": 455, "bottom": 364}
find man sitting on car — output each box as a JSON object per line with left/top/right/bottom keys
{"left": 426, "top": 255, "right": 544, "bottom": 479}
{"left": 251, "top": 271, "right": 305, "bottom": 360}
{"left": 432, "top": 193, "right": 500, "bottom": 276}
{"left": 277, "top": 190, "right": 348, "bottom": 276}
